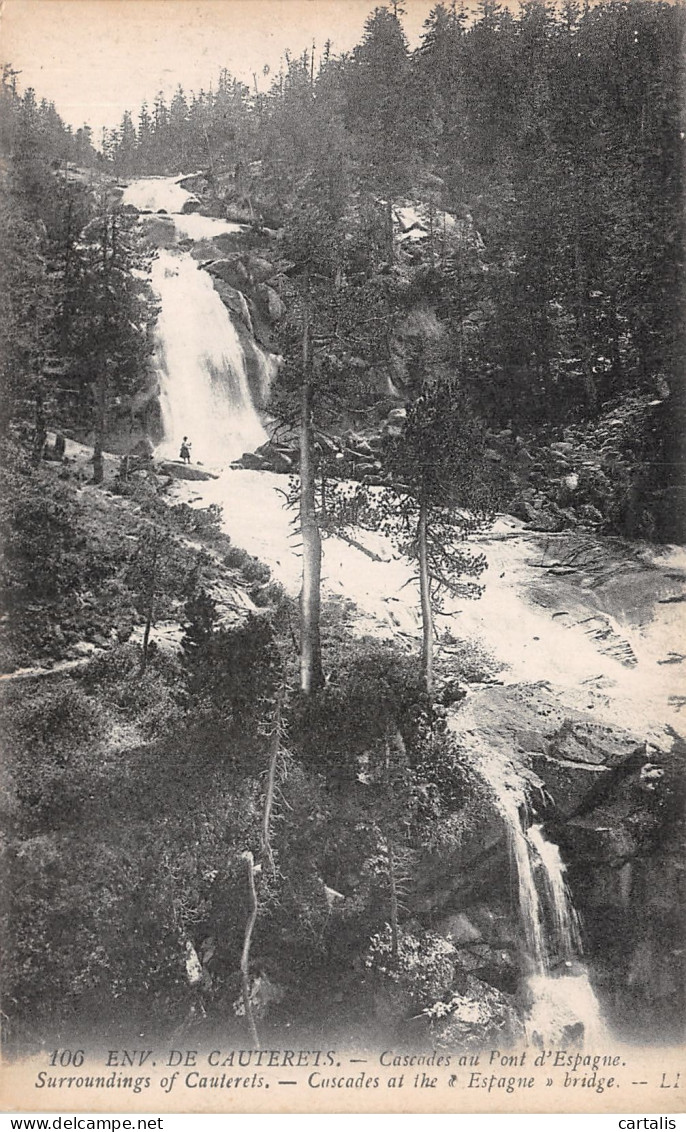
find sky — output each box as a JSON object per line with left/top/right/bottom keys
{"left": 1, "top": 0, "right": 446, "bottom": 136}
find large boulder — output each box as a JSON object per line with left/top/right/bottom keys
{"left": 212, "top": 231, "right": 249, "bottom": 256}
{"left": 449, "top": 683, "right": 646, "bottom": 818}
{"left": 257, "top": 283, "right": 284, "bottom": 323}
{"left": 140, "top": 214, "right": 177, "bottom": 249}
{"left": 223, "top": 205, "right": 255, "bottom": 225}
{"left": 177, "top": 173, "right": 211, "bottom": 194}
{"left": 189, "top": 239, "right": 220, "bottom": 262}
{"left": 430, "top": 973, "right": 523, "bottom": 1049}
{"left": 246, "top": 253, "right": 276, "bottom": 284}
{"left": 206, "top": 255, "right": 250, "bottom": 290}
{"left": 158, "top": 461, "right": 218, "bottom": 481}
{"left": 560, "top": 737, "right": 686, "bottom": 1040}
{"left": 245, "top": 296, "right": 273, "bottom": 350}
{"left": 235, "top": 451, "right": 267, "bottom": 471}
{"left": 211, "top": 278, "right": 253, "bottom": 332}
{"left": 510, "top": 497, "right": 567, "bottom": 531}
{"left": 253, "top": 440, "right": 296, "bottom": 470}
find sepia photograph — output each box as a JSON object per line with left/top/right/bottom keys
{"left": 0, "top": 0, "right": 684, "bottom": 1116}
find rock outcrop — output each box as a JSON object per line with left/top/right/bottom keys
{"left": 210, "top": 277, "right": 253, "bottom": 333}
{"left": 450, "top": 682, "right": 648, "bottom": 818}
{"left": 158, "top": 460, "right": 218, "bottom": 481}
{"left": 439, "top": 680, "right": 685, "bottom": 1041}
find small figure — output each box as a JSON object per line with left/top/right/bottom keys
{"left": 180, "top": 436, "right": 192, "bottom": 464}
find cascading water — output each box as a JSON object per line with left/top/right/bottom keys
{"left": 479, "top": 755, "right": 606, "bottom": 1045}
{"left": 125, "top": 177, "right": 611, "bottom": 1047}
{"left": 122, "top": 175, "right": 195, "bottom": 214}
{"left": 152, "top": 250, "right": 266, "bottom": 464}
{"left": 527, "top": 822, "right": 582, "bottom": 964}
{"left": 123, "top": 175, "right": 268, "bottom": 466}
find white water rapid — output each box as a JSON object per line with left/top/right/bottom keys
{"left": 119, "top": 173, "right": 681, "bottom": 1049}
{"left": 123, "top": 176, "right": 268, "bottom": 465}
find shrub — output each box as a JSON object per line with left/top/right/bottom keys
{"left": 181, "top": 613, "right": 281, "bottom": 749}
{"left": 3, "top": 682, "right": 106, "bottom": 765}
{"left": 289, "top": 637, "right": 428, "bottom": 783}
{"left": 241, "top": 556, "right": 271, "bottom": 584}
{"left": 169, "top": 501, "right": 224, "bottom": 541}
{"left": 1, "top": 682, "right": 109, "bottom": 834}
{"left": 0, "top": 465, "right": 106, "bottom": 604}
{"left": 250, "top": 580, "right": 286, "bottom": 608}
{"left": 365, "top": 924, "right": 457, "bottom": 1008}
{"left": 224, "top": 545, "right": 249, "bottom": 570}
{"left": 80, "top": 644, "right": 185, "bottom": 737}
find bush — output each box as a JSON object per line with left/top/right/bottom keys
{"left": 289, "top": 637, "right": 428, "bottom": 784}
{"left": 221, "top": 546, "right": 272, "bottom": 585}
{"left": 0, "top": 464, "right": 109, "bottom": 605}
{"left": 169, "top": 501, "right": 224, "bottom": 541}
{"left": 80, "top": 644, "right": 185, "bottom": 737}
{"left": 180, "top": 612, "right": 281, "bottom": 753}
{"left": 439, "top": 635, "right": 498, "bottom": 686}
{"left": 1, "top": 682, "right": 109, "bottom": 834}
{"left": 250, "top": 580, "right": 286, "bottom": 608}
{"left": 364, "top": 924, "right": 457, "bottom": 1009}
{"left": 0, "top": 444, "right": 221, "bottom": 667}
{"left": 224, "top": 545, "right": 249, "bottom": 570}
{"left": 3, "top": 682, "right": 106, "bottom": 766}
{"left": 241, "top": 556, "right": 271, "bottom": 584}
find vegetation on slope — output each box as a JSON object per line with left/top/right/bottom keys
{"left": 2, "top": 438, "right": 505, "bottom": 1048}
{"left": 1, "top": 0, "right": 684, "bottom": 1049}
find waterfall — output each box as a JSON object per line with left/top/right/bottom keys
{"left": 123, "top": 176, "right": 268, "bottom": 466}
{"left": 478, "top": 754, "right": 606, "bottom": 1044}
{"left": 526, "top": 822, "right": 582, "bottom": 964}
{"left": 151, "top": 250, "right": 266, "bottom": 464}
{"left": 121, "top": 175, "right": 198, "bottom": 215}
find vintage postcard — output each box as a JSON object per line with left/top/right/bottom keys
{"left": 0, "top": 0, "right": 684, "bottom": 1117}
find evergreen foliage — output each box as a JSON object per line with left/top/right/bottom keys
{"left": 1, "top": 0, "right": 684, "bottom": 1048}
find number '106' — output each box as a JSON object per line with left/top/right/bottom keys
{"left": 49, "top": 1050, "right": 85, "bottom": 1067}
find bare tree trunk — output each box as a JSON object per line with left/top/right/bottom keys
{"left": 386, "top": 197, "right": 394, "bottom": 263}
{"left": 387, "top": 838, "right": 399, "bottom": 964}
{"left": 417, "top": 497, "right": 434, "bottom": 695}
{"left": 140, "top": 592, "right": 154, "bottom": 674}
{"left": 382, "top": 724, "right": 404, "bottom": 964}
{"left": 262, "top": 693, "right": 281, "bottom": 872}
{"left": 299, "top": 302, "right": 324, "bottom": 694}
{"left": 240, "top": 851, "right": 260, "bottom": 1049}
{"left": 140, "top": 538, "right": 158, "bottom": 675}
{"left": 31, "top": 392, "right": 47, "bottom": 468}
{"left": 574, "top": 240, "right": 597, "bottom": 411}
{"left": 93, "top": 373, "right": 107, "bottom": 485}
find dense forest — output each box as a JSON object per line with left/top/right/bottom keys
{"left": 1, "top": 1, "right": 685, "bottom": 1059}
{"left": 99, "top": 0, "right": 685, "bottom": 538}
{"left": 4, "top": 0, "right": 685, "bottom": 539}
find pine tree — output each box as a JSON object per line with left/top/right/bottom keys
{"left": 380, "top": 369, "right": 493, "bottom": 693}
{"left": 0, "top": 183, "right": 53, "bottom": 442}
{"left": 62, "top": 204, "right": 157, "bottom": 482}
{"left": 112, "top": 110, "right": 137, "bottom": 176}
{"left": 343, "top": 5, "right": 416, "bottom": 255}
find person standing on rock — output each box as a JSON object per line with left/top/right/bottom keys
{"left": 180, "top": 436, "right": 192, "bottom": 464}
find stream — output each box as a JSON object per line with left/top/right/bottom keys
{"left": 123, "top": 174, "right": 685, "bottom": 1045}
